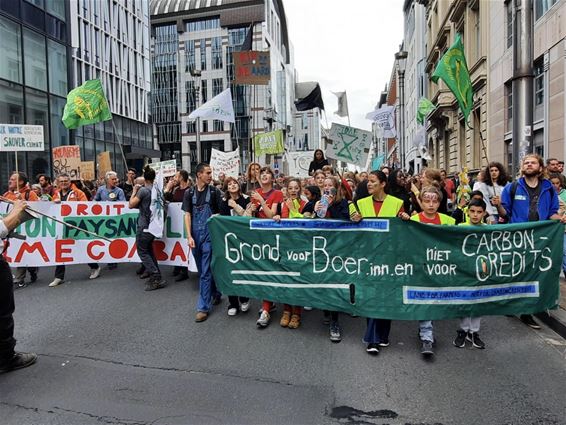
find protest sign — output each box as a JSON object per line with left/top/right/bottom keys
{"left": 2, "top": 202, "right": 197, "bottom": 271}
{"left": 97, "top": 151, "right": 112, "bottom": 178}
{"left": 0, "top": 124, "right": 44, "bottom": 151}
{"left": 210, "top": 148, "right": 240, "bottom": 179}
{"left": 148, "top": 159, "right": 177, "bottom": 177}
{"left": 285, "top": 151, "right": 313, "bottom": 177}
{"left": 326, "top": 123, "right": 372, "bottom": 167}
{"left": 254, "top": 130, "right": 285, "bottom": 156}
{"left": 209, "top": 217, "right": 561, "bottom": 320}
{"left": 365, "top": 105, "right": 396, "bottom": 138}
{"left": 79, "top": 161, "right": 95, "bottom": 180}
{"left": 233, "top": 51, "right": 270, "bottom": 85}
{"left": 53, "top": 145, "right": 81, "bottom": 179}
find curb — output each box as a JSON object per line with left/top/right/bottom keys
{"left": 536, "top": 309, "right": 566, "bottom": 339}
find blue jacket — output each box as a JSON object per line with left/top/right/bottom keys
{"left": 500, "top": 177, "right": 558, "bottom": 223}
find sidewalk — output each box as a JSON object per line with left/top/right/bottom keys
{"left": 536, "top": 277, "right": 566, "bottom": 338}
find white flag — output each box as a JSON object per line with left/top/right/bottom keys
{"left": 145, "top": 166, "right": 165, "bottom": 238}
{"left": 332, "top": 91, "right": 349, "bottom": 117}
{"left": 188, "top": 88, "right": 235, "bottom": 123}
{"left": 365, "top": 105, "right": 396, "bottom": 138}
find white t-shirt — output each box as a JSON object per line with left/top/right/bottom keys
{"left": 473, "top": 181, "right": 504, "bottom": 217}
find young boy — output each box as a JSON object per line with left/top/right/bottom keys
{"left": 409, "top": 186, "right": 455, "bottom": 356}
{"left": 454, "top": 198, "right": 487, "bottom": 349}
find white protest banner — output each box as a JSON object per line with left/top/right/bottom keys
{"left": 365, "top": 105, "right": 397, "bottom": 138}
{"left": 326, "top": 123, "right": 372, "bottom": 167}
{"left": 0, "top": 124, "right": 44, "bottom": 151}
{"left": 1, "top": 202, "right": 197, "bottom": 270}
{"left": 285, "top": 151, "right": 313, "bottom": 178}
{"left": 210, "top": 147, "right": 240, "bottom": 179}
{"left": 148, "top": 159, "right": 177, "bottom": 177}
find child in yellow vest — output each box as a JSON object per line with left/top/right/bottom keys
{"left": 454, "top": 198, "right": 487, "bottom": 349}
{"left": 409, "top": 186, "right": 455, "bottom": 356}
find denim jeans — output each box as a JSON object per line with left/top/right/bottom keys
{"left": 459, "top": 317, "right": 481, "bottom": 333}
{"left": 363, "top": 318, "right": 392, "bottom": 344}
{"left": 419, "top": 320, "right": 434, "bottom": 342}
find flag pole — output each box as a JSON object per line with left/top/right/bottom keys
{"left": 467, "top": 108, "right": 489, "bottom": 166}
{"left": 111, "top": 120, "right": 129, "bottom": 174}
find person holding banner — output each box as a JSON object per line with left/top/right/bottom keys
{"left": 183, "top": 163, "right": 222, "bottom": 323}
{"left": 129, "top": 166, "right": 166, "bottom": 292}
{"left": 49, "top": 174, "right": 101, "bottom": 287}
{"left": 410, "top": 186, "right": 455, "bottom": 356}
{"left": 4, "top": 173, "right": 39, "bottom": 288}
{"left": 314, "top": 177, "right": 350, "bottom": 342}
{"left": 0, "top": 200, "right": 38, "bottom": 373}
{"left": 219, "top": 176, "right": 255, "bottom": 316}
{"left": 253, "top": 166, "right": 285, "bottom": 328}
{"left": 350, "top": 170, "right": 405, "bottom": 355}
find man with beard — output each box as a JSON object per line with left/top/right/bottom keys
{"left": 37, "top": 174, "right": 55, "bottom": 199}
{"left": 499, "top": 154, "right": 566, "bottom": 329}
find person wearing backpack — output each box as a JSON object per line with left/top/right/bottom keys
{"left": 498, "top": 154, "right": 566, "bottom": 329}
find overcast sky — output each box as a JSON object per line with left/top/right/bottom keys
{"left": 283, "top": 0, "right": 405, "bottom": 131}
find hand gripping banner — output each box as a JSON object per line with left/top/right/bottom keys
{"left": 209, "top": 217, "right": 562, "bottom": 321}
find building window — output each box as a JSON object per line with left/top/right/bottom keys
{"left": 505, "top": 82, "right": 513, "bottom": 133}
{"left": 187, "top": 121, "right": 196, "bottom": 134}
{"left": 201, "top": 79, "right": 207, "bottom": 103}
{"left": 185, "top": 80, "right": 196, "bottom": 112}
{"left": 212, "top": 78, "right": 223, "bottom": 97}
{"left": 202, "top": 120, "right": 208, "bottom": 133}
{"left": 47, "top": 39, "right": 67, "bottom": 96}
{"left": 50, "top": 95, "right": 68, "bottom": 147}
{"left": 533, "top": 128, "right": 544, "bottom": 157}
{"left": 0, "top": 16, "right": 22, "bottom": 84}
{"left": 23, "top": 29, "right": 47, "bottom": 91}
{"left": 185, "top": 40, "right": 195, "bottom": 73}
{"left": 535, "top": 0, "right": 558, "bottom": 20}
{"left": 185, "top": 17, "right": 220, "bottom": 32}
{"left": 200, "top": 39, "right": 207, "bottom": 71}
{"left": 213, "top": 120, "right": 223, "bottom": 132}
{"left": 506, "top": 1, "right": 513, "bottom": 48}
{"left": 534, "top": 59, "right": 544, "bottom": 121}
{"left": 211, "top": 36, "right": 222, "bottom": 69}
{"left": 45, "top": 0, "right": 65, "bottom": 20}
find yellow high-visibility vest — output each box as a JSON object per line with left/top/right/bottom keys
{"left": 349, "top": 195, "right": 404, "bottom": 218}
{"left": 410, "top": 212, "right": 455, "bottom": 225}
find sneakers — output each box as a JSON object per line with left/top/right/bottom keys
{"left": 378, "top": 340, "right": 390, "bottom": 347}
{"left": 0, "top": 352, "right": 37, "bottom": 373}
{"left": 520, "top": 314, "right": 541, "bottom": 329}
{"left": 466, "top": 332, "right": 486, "bottom": 349}
{"left": 139, "top": 271, "right": 150, "bottom": 279}
{"left": 329, "top": 322, "right": 342, "bottom": 342}
{"left": 49, "top": 278, "right": 63, "bottom": 287}
{"left": 195, "top": 311, "right": 208, "bottom": 322}
{"left": 240, "top": 301, "right": 250, "bottom": 312}
{"left": 280, "top": 311, "right": 291, "bottom": 327}
{"left": 256, "top": 310, "right": 271, "bottom": 328}
{"left": 227, "top": 307, "right": 238, "bottom": 316}
{"left": 89, "top": 267, "right": 101, "bottom": 280}
{"left": 366, "top": 343, "right": 379, "bottom": 355}
{"left": 288, "top": 314, "right": 301, "bottom": 329}
{"left": 144, "top": 277, "right": 166, "bottom": 291}
{"left": 453, "top": 330, "right": 467, "bottom": 348}
{"left": 421, "top": 340, "right": 434, "bottom": 356}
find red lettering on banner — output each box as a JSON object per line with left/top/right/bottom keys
{"left": 77, "top": 204, "right": 88, "bottom": 216}
{"left": 114, "top": 204, "right": 124, "bottom": 215}
{"left": 109, "top": 239, "right": 129, "bottom": 259}
{"left": 87, "top": 240, "right": 105, "bottom": 260}
{"left": 91, "top": 204, "right": 103, "bottom": 215}
{"left": 60, "top": 204, "right": 72, "bottom": 217}
{"left": 14, "top": 242, "right": 49, "bottom": 262}
{"left": 170, "top": 242, "right": 187, "bottom": 262}
{"left": 55, "top": 240, "right": 75, "bottom": 262}
{"left": 153, "top": 241, "right": 168, "bottom": 261}
{"left": 128, "top": 242, "right": 138, "bottom": 258}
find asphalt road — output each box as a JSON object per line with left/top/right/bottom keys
{"left": 1, "top": 264, "right": 565, "bottom": 425}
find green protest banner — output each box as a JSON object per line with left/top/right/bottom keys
{"left": 209, "top": 217, "right": 562, "bottom": 320}
{"left": 254, "top": 130, "right": 284, "bottom": 156}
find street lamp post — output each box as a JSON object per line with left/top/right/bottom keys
{"left": 190, "top": 69, "right": 203, "bottom": 166}
{"left": 395, "top": 49, "right": 408, "bottom": 171}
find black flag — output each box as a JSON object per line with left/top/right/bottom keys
{"left": 241, "top": 23, "right": 253, "bottom": 51}
{"left": 294, "top": 82, "right": 325, "bottom": 111}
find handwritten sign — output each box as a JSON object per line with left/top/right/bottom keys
{"left": 254, "top": 130, "right": 284, "bottom": 156}
{"left": 0, "top": 124, "right": 44, "bottom": 151}
{"left": 210, "top": 148, "right": 240, "bottom": 179}
{"left": 97, "top": 151, "right": 112, "bottom": 178}
{"left": 53, "top": 145, "right": 81, "bottom": 179}
{"left": 326, "top": 123, "right": 372, "bottom": 167}
{"left": 233, "top": 51, "right": 270, "bottom": 85}
{"left": 79, "top": 161, "right": 95, "bottom": 180}
{"left": 285, "top": 151, "right": 313, "bottom": 178}
{"left": 148, "top": 159, "right": 177, "bottom": 177}
{"left": 210, "top": 217, "right": 562, "bottom": 320}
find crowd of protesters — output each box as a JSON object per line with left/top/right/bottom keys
{"left": 2, "top": 150, "right": 566, "bottom": 367}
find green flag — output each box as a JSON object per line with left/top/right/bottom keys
{"left": 431, "top": 34, "right": 473, "bottom": 122}
{"left": 416, "top": 97, "right": 436, "bottom": 124}
{"left": 62, "top": 79, "right": 112, "bottom": 129}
